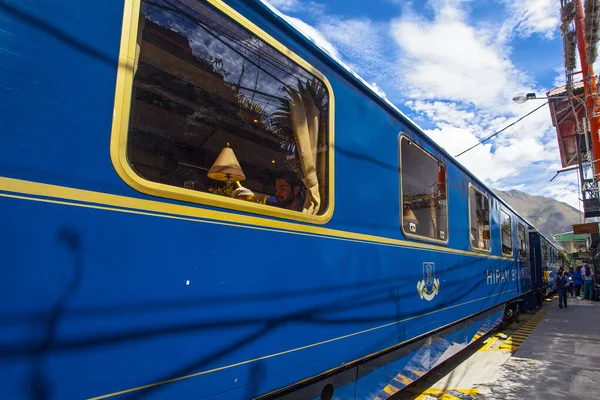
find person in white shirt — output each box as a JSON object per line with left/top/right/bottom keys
{"left": 582, "top": 263, "right": 595, "bottom": 300}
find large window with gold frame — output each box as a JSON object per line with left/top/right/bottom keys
{"left": 469, "top": 184, "right": 490, "bottom": 251}
{"left": 400, "top": 137, "right": 448, "bottom": 242}
{"left": 121, "top": 0, "right": 331, "bottom": 219}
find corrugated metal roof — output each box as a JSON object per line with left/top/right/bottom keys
{"left": 547, "top": 79, "right": 588, "bottom": 168}
{"left": 554, "top": 231, "right": 589, "bottom": 241}
{"left": 547, "top": 79, "right": 585, "bottom": 97}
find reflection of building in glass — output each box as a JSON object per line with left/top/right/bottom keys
{"left": 500, "top": 210, "right": 512, "bottom": 255}
{"left": 469, "top": 186, "right": 491, "bottom": 251}
{"left": 401, "top": 138, "right": 448, "bottom": 241}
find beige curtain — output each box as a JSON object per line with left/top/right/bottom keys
{"left": 428, "top": 187, "right": 439, "bottom": 238}
{"left": 288, "top": 90, "right": 320, "bottom": 214}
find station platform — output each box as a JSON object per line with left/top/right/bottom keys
{"left": 398, "top": 296, "right": 600, "bottom": 400}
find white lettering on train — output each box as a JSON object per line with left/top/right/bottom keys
{"left": 486, "top": 268, "right": 517, "bottom": 285}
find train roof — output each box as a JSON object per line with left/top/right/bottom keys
{"left": 254, "top": 0, "right": 545, "bottom": 234}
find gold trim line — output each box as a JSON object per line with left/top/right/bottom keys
{"left": 0, "top": 176, "right": 513, "bottom": 259}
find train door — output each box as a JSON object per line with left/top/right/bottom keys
{"left": 527, "top": 231, "right": 543, "bottom": 308}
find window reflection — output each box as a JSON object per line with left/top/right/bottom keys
{"left": 469, "top": 186, "right": 490, "bottom": 250}
{"left": 542, "top": 240, "right": 548, "bottom": 265}
{"left": 127, "top": 0, "right": 329, "bottom": 215}
{"left": 500, "top": 210, "right": 512, "bottom": 255}
{"left": 518, "top": 222, "right": 528, "bottom": 260}
{"left": 400, "top": 138, "right": 448, "bottom": 241}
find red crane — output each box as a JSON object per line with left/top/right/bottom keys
{"left": 573, "top": 0, "right": 600, "bottom": 179}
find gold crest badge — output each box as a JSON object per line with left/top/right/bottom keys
{"left": 417, "top": 262, "right": 440, "bottom": 301}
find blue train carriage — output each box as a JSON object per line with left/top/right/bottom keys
{"left": 0, "top": 0, "right": 540, "bottom": 399}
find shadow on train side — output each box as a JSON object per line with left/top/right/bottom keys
{"left": 29, "top": 227, "right": 85, "bottom": 400}
{"left": 0, "top": 2, "right": 119, "bottom": 67}
{"left": 2, "top": 266, "right": 485, "bottom": 357}
{"left": 0, "top": 257, "right": 491, "bottom": 326}
{"left": 126, "top": 281, "right": 497, "bottom": 399}
{"left": 2, "top": 248, "right": 512, "bottom": 400}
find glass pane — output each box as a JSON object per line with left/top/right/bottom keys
{"left": 469, "top": 187, "right": 490, "bottom": 250}
{"left": 127, "top": 0, "right": 330, "bottom": 215}
{"left": 518, "top": 222, "right": 528, "bottom": 260}
{"left": 401, "top": 138, "right": 448, "bottom": 241}
{"left": 500, "top": 210, "right": 512, "bottom": 255}
{"left": 542, "top": 240, "right": 548, "bottom": 265}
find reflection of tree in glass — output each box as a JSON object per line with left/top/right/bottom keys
{"left": 404, "top": 193, "right": 430, "bottom": 208}
{"left": 272, "top": 78, "right": 328, "bottom": 170}
{"left": 501, "top": 214, "right": 512, "bottom": 253}
{"left": 235, "top": 94, "right": 268, "bottom": 130}
{"left": 270, "top": 78, "right": 330, "bottom": 214}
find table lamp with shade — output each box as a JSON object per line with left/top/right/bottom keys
{"left": 207, "top": 143, "right": 246, "bottom": 196}
{"left": 403, "top": 204, "right": 419, "bottom": 233}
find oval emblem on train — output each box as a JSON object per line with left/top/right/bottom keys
{"left": 417, "top": 262, "right": 440, "bottom": 301}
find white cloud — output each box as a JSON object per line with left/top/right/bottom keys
{"left": 552, "top": 65, "right": 567, "bottom": 88}
{"left": 390, "top": 4, "right": 528, "bottom": 107}
{"left": 502, "top": 0, "right": 560, "bottom": 39}
{"left": 368, "top": 82, "right": 388, "bottom": 98}
{"left": 283, "top": 16, "right": 341, "bottom": 59}
{"left": 316, "top": 17, "right": 387, "bottom": 76}
{"left": 407, "top": 100, "right": 479, "bottom": 130}
{"left": 264, "top": 0, "right": 300, "bottom": 12}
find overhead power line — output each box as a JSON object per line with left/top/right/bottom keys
{"left": 454, "top": 101, "right": 549, "bottom": 158}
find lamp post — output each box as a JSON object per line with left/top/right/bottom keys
{"left": 512, "top": 93, "right": 571, "bottom": 103}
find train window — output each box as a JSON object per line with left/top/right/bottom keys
{"left": 400, "top": 137, "right": 448, "bottom": 242}
{"left": 114, "top": 0, "right": 334, "bottom": 223}
{"left": 541, "top": 240, "right": 548, "bottom": 265}
{"left": 518, "top": 222, "right": 528, "bottom": 260}
{"left": 500, "top": 209, "right": 512, "bottom": 255}
{"left": 468, "top": 185, "right": 490, "bottom": 251}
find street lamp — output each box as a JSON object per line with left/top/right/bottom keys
{"left": 512, "top": 92, "right": 571, "bottom": 103}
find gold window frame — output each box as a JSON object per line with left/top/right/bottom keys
{"left": 111, "top": 0, "right": 335, "bottom": 224}
{"left": 398, "top": 134, "right": 449, "bottom": 245}
{"left": 468, "top": 183, "right": 491, "bottom": 253}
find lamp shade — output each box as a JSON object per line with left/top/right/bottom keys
{"left": 207, "top": 143, "right": 246, "bottom": 182}
{"left": 403, "top": 206, "right": 419, "bottom": 224}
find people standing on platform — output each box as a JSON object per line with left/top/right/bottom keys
{"left": 573, "top": 265, "right": 583, "bottom": 299}
{"left": 567, "top": 266, "right": 574, "bottom": 297}
{"left": 554, "top": 268, "right": 568, "bottom": 308}
{"left": 582, "top": 263, "right": 595, "bottom": 300}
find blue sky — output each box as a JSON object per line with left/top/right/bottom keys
{"left": 261, "top": 0, "right": 592, "bottom": 212}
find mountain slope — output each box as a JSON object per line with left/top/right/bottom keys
{"left": 493, "top": 189, "right": 583, "bottom": 244}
